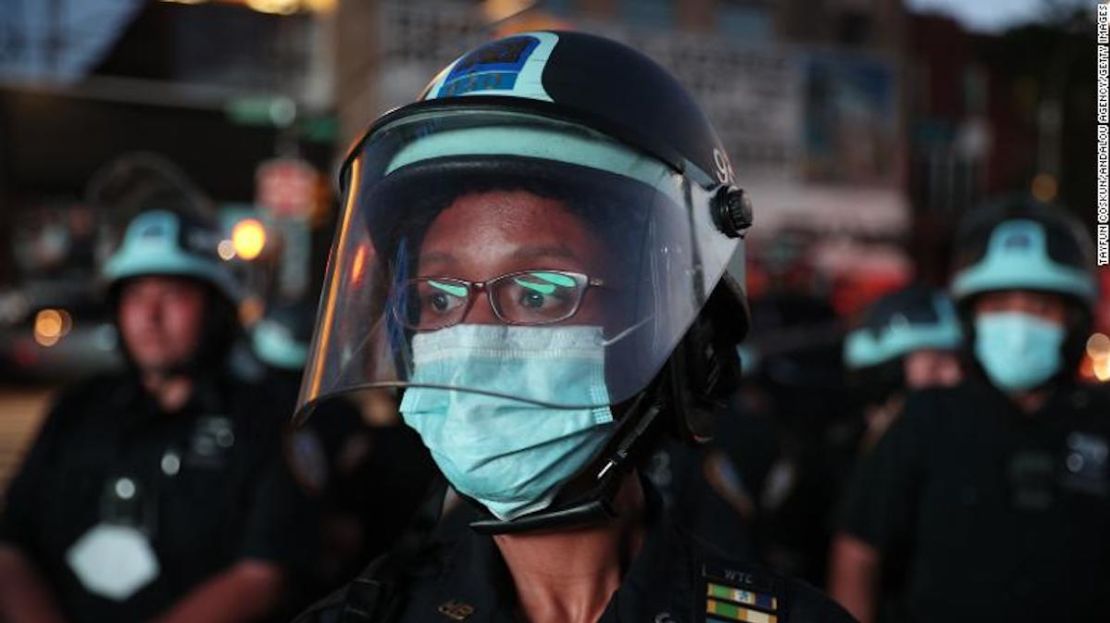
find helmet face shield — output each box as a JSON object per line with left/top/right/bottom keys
{"left": 296, "top": 109, "right": 739, "bottom": 421}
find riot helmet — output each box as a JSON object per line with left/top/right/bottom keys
{"left": 298, "top": 32, "right": 752, "bottom": 530}
{"left": 950, "top": 195, "right": 1096, "bottom": 389}
{"left": 844, "top": 285, "right": 963, "bottom": 404}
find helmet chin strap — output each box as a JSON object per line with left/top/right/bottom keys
{"left": 468, "top": 384, "right": 665, "bottom": 535}
{"left": 465, "top": 290, "right": 742, "bottom": 535}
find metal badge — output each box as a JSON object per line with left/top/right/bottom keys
{"left": 187, "top": 416, "right": 235, "bottom": 468}
{"left": 161, "top": 450, "right": 181, "bottom": 477}
{"left": 1060, "top": 432, "right": 1110, "bottom": 497}
{"left": 99, "top": 476, "right": 147, "bottom": 526}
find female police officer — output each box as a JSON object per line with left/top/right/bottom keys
{"left": 293, "top": 31, "right": 854, "bottom": 623}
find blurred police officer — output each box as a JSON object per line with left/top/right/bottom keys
{"left": 831, "top": 286, "right": 962, "bottom": 622}
{"left": 830, "top": 196, "right": 1107, "bottom": 623}
{"left": 842, "top": 285, "right": 963, "bottom": 450}
{"left": 0, "top": 207, "right": 310, "bottom": 622}
{"left": 737, "top": 294, "right": 860, "bottom": 585}
{"left": 291, "top": 31, "right": 854, "bottom": 623}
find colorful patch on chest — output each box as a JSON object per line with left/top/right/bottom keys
{"left": 702, "top": 564, "right": 780, "bottom": 623}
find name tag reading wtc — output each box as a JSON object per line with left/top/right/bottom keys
{"left": 702, "top": 563, "right": 781, "bottom": 623}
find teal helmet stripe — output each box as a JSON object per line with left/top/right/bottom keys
{"left": 950, "top": 219, "right": 1096, "bottom": 303}
{"left": 844, "top": 295, "right": 963, "bottom": 369}
{"left": 102, "top": 210, "right": 243, "bottom": 303}
{"left": 384, "top": 121, "right": 681, "bottom": 201}
{"left": 103, "top": 253, "right": 243, "bottom": 300}
{"left": 951, "top": 261, "right": 1095, "bottom": 302}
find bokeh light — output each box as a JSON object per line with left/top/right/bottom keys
{"left": 1030, "top": 173, "right": 1058, "bottom": 202}
{"left": 231, "top": 219, "right": 267, "bottom": 261}
{"left": 217, "top": 239, "right": 237, "bottom": 261}
{"left": 33, "top": 308, "right": 72, "bottom": 348}
{"left": 245, "top": 0, "right": 300, "bottom": 15}
{"left": 1087, "top": 333, "right": 1110, "bottom": 382}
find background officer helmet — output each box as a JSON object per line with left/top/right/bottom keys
{"left": 297, "top": 31, "right": 752, "bottom": 531}
{"left": 103, "top": 209, "right": 244, "bottom": 371}
{"left": 949, "top": 195, "right": 1096, "bottom": 381}
{"left": 844, "top": 285, "right": 962, "bottom": 405}
{"left": 103, "top": 209, "right": 242, "bottom": 304}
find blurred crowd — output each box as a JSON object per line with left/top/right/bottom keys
{"left": 0, "top": 160, "right": 1104, "bottom": 622}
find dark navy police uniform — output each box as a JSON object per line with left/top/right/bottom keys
{"left": 294, "top": 485, "right": 856, "bottom": 623}
{"left": 0, "top": 372, "right": 312, "bottom": 622}
{"left": 838, "top": 380, "right": 1110, "bottom": 622}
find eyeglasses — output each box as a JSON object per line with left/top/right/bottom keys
{"left": 394, "top": 269, "right": 605, "bottom": 330}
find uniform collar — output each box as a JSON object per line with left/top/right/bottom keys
{"left": 598, "top": 482, "right": 695, "bottom": 623}
{"left": 415, "top": 480, "right": 695, "bottom": 623}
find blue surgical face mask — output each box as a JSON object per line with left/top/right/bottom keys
{"left": 399, "top": 324, "right": 614, "bottom": 521}
{"left": 974, "top": 311, "right": 1066, "bottom": 392}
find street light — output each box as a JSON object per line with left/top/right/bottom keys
{"left": 232, "top": 218, "right": 267, "bottom": 260}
